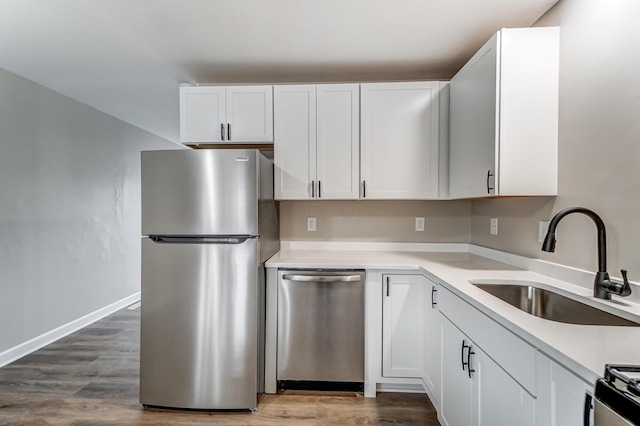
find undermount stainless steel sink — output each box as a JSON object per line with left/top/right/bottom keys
{"left": 471, "top": 282, "right": 639, "bottom": 327}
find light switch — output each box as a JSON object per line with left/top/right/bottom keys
{"left": 306, "top": 217, "right": 316, "bottom": 232}
{"left": 490, "top": 218, "right": 498, "bottom": 235}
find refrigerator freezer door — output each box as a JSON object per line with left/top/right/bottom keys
{"left": 140, "top": 237, "right": 260, "bottom": 409}
{"left": 142, "top": 149, "right": 258, "bottom": 236}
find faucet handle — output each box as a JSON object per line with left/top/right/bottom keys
{"left": 619, "top": 269, "right": 632, "bottom": 297}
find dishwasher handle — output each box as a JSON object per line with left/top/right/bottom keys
{"left": 282, "top": 274, "right": 362, "bottom": 283}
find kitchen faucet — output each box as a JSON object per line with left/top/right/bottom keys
{"left": 541, "top": 207, "right": 632, "bottom": 300}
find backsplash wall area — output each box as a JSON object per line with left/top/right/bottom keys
{"left": 471, "top": 0, "right": 640, "bottom": 281}
{"left": 280, "top": 200, "right": 471, "bottom": 243}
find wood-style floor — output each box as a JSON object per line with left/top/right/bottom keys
{"left": 0, "top": 307, "right": 440, "bottom": 425}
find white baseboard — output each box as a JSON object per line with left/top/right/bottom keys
{"left": 0, "top": 292, "right": 141, "bottom": 368}
{"left": 375, "top": 383, "right": 426, "bottom": 394}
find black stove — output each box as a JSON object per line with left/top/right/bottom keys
{"left": 594, "top": 365, "right": 640, "bottom": 425}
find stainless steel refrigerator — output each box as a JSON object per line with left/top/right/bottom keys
{"left": 139, "top": 149, "right": 278, "bottom": 411}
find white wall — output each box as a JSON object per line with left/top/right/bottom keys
{"left": 471, "top": 0, "right": 640, "bottom": 283}
{"left": 0, "top": 68, "right": 181, "bottom": 355}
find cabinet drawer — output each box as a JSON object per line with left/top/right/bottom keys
{"left": 439, "top": 286, "right": 536, "bottom": 394}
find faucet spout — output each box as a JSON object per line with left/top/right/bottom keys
{"left": 542, "top": 207, "right": 607, "bottom": 272}
{"left": 541, "top": 207, "right": 631, "bottom": 300}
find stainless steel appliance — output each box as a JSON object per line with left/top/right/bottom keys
{"left": 277, "top": 270, "right": 365, "bottom": 390}
{"left": 593, "top": 365, "right": 640, "bottom": 425}
{"left": 139, "top": 149, "right": 278, "bottom": 410}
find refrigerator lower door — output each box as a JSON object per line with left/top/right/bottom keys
{"left": 140, "top": 237, "right": 260, "bottom": 410}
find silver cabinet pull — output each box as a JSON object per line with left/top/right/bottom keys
{"left": 282, "top": 274, "right": 362, "bottom": 282}
{"left": 221, "top": 123, "right": 225, "bottom": 141}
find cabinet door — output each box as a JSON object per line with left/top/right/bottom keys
{"left": 423, "top": 281, "right": 441, "bottom": 407}
{"left": 536, "top": 352, "right": 592, "bottom": 426}
{"left": 440, "top": 315, "right": 473, "bottom": 426}
{"left": 361, "top": 82, "right": 440, "bottom": 199}
{"left": 449, "top": 33, "right": 499, "bottom": 198}
{"left": 316, "top": 84, "right": 360, "bottom": 200}
{"left": 179, "top": 86, "right": 226, "bottom": 143}
{"left": 274, "top": 85, "right": 316, "bottom": 200}
{"left": 226, "top": 86, "right": 273, "bottom": 143}
{"left": 476, "top": 347, "right": 534, "bottom": 426}
{"left": 382, "top": 275, "right": 425, "bottom": 378}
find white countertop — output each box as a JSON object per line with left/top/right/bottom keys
{"left": 266, "top": 243, "right": 640, "bottom": 385}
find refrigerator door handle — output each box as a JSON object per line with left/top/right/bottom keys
{"left": 282, "top": 274, "right": 362, "bottom": 282}
{"left": 150, "top": 236, "right": 256, "bottom": 244}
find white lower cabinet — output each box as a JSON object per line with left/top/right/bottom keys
{"left": 423, "top": 281, "right": 441, "bottom": 406}
{"left": 536, "top": 352, "right": 593, "bottom": 426}
{"left": 382, "top": 274, "right": 426, "bottom": 378}
{"left": 440, "top": 316, "right": 474, "bottom": 426}
{"left": 371, "top": 272, "right": 594, "bottom": 426}
{"left": 440, "top": 315, "right": 534, "bottom": 426}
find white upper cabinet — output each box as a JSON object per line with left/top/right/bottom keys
{"left": 316, "top": 85, "right": 360, "bottom": 199}
{"left": 361, "top": 81, "right": 441, "bottom": 199}
{"left": 274, "top": 84, "right": 359, "bottom": 200}
{"left": 180, "top": 85, "right": 273, "bottom": 144}
{"left": 448, "top": 27, "right": 559, "bottom": 198}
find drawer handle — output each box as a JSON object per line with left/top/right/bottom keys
{"left": 282, "top": 274, "right": 362, "bottom": 282}
{"left": 431, "top": 286, "right": 437, "bottom": 308}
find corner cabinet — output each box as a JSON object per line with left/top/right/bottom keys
{"left": 361, "top": 82, "right": 442, "bottom": 199}
{"left": 448, "top": 27, "right": 559, "bottom": 198}
{"left": 274, "top": 84, "right": 360, "bottom": 200}
{"left": 179, "top": 85, "right": 273, "bottom": 144}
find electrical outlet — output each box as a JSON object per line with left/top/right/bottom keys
{"left": 538, "top": 221, "right": 550, "bottom": 243}
{"left": 415, "top": 217, "right": 425, "bottom": 232}
{"left": 306, "top": 217, "right": 316, "bottom": 232}
{"left": 490, "top": 218, "right": 498, "bottom": 235}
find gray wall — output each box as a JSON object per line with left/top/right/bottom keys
{"left": 470, "top": 0, "right": 640, "bottom": 279}
{"left": 280, "top": 200, "right": 471, "bottom": 243}
{"left": 0, "top": 68, "right": 181, "bottom": 353}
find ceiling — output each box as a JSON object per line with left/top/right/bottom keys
{"left": 0, "top": 0, "right": 559, "bottom": 143}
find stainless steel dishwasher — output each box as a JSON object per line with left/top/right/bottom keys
{"left": 277, "top": 270, "right": 365, "bottom": 390}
